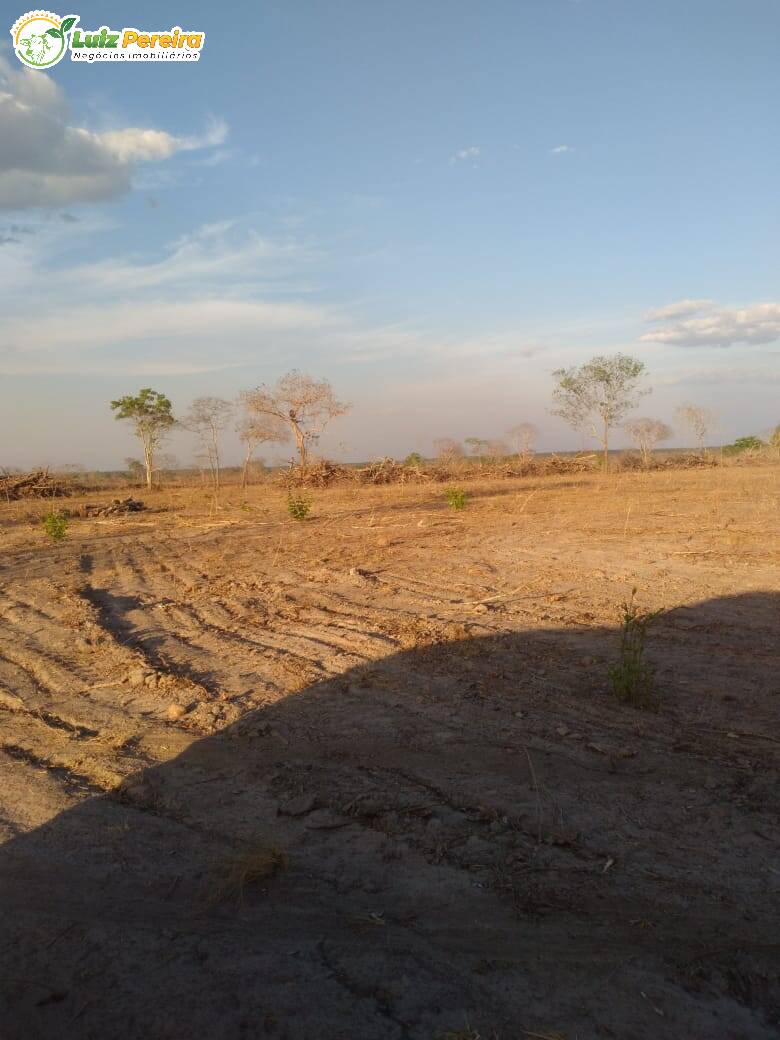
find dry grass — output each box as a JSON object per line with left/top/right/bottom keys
{"left": 209, "top": 843, "right": 289, "bottom": 904}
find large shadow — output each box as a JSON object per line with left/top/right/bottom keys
{"left": 0, "top": 593, "right": 778, "bottom": 1039}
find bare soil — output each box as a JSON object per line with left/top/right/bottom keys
{"left": 0, "top": 466, "right": 778, "bottom": 1039}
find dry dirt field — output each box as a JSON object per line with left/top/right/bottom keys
{"left": 0, "top": 465, "right": 778, "bottom": 1039}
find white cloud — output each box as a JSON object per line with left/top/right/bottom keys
{"left": 641, "top": 298, "right": 780, "bottom": 347}
{"left": 450, "top": 146, "right": 480, "bottom": 164}
{"left": 645, "top": 298, "right": 714, "bottom": 321}
{"left": 100, "top": 117, "right": 227, "bottom": 162}
{"left": 0, "top": 215, "right": 559, "bottom": 378}
{"left": 550, "top": 144, "right": 573, "bottom": 154}
{"left": 55, "top": 220, "right": 309, "bottom": 295}
{"left": 0, "top": 56, "right": 227, "bottom": 210}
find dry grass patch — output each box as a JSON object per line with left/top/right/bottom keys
{"left": 210, "top": 842, "right": 289, "bottom": 904}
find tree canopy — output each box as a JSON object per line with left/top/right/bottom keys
{"left": 551, "top": 354, "right": 648, "bottom": 468}
{"left": 110, "top": 388, "right": 175, "bottom": 489}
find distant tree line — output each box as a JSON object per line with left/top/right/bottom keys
{"left": 110, "top": 355, "right": 778, "bottom": 489}
{"left": 111, "top": 371, "right": 349, "bottom": 490}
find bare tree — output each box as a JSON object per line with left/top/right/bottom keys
{"left": 240, "top": 371, "right": 349, "bottom": 468}
{"left": 551, "top": 354, "right": 649, "bottom": 471}
{"left": 156, "top": 453, "right": 180, "bottom": 485}
{"left": 675, "top": 403, "right": 716, "bottom": 455}
{"left": 486, "top": 439, "right": 509, "bottom": 461}
{"left": 181, "top": 397, "right": 233, "bottom": 490}
{"left": 464, "top": 437, "right": 489, "bottom": 459}
{"left": 236, "top": 398, "right": 290, "bottom": 489}
{"left": 507, "top": 422, "right": 538, "bottom": 457}
{"left": 433, "top": 438, "right": 464, "bottom": 463}
{"left": 624, "top": 417, "right": 673, "bottom": 466}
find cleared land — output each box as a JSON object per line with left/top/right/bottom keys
{"left": 0, "top": 465, "right": 778, "bottom": 1039}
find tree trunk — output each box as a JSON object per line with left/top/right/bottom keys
{"left": 212, "top": 431, "right": 221, "bottom": 490}
{"left": 241, "top": 446, "right": 252, "bottom": 490}
{"left": 603, "top": 419, "right": 609, "bottom": 472}
{"left": 292, "top": 422, "right": 307, "bottom": 467}
{"left": 144, "top": 443, "right": 153, "bottom": 490}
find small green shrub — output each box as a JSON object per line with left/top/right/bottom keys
{"left": 609, "top": 589, "right": 662, "bottom": 708}
{"left": 722, "top": 435, "right": 765, "bottom": 456}
{"left": 444, "top": 487, "right": 467, "bottom": 510}
{"left": 42, "top": 510, "right": 68, "bottom": 543}
{"left": 404, "top": 451, "right": 424, "bottom": 466}
{"left": 287, "top": 493, "right": 312, "bottom": 521}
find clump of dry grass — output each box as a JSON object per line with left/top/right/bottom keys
{"left": 210, "top": 842, "right": 289, "bottom": 904}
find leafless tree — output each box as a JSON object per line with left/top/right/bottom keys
{"left": 181, "top": 397, "right": 234, "bottom": 489}
{"left": 240, "top": 371, "right": 349, "bottom": 468}
{"left": 236, "top": 399, "right": 290, "bottom": 489}
{"left": 485, "top": 439, "right": 509, "bottom": 461}
{"left": 464, "top": 437, "right": 489, "bottom": 459}
{"left": 506, "top": 422, "right": 538, "bottom": 457}
{"left": 675, "top": 403, "right": 716, "bottom": 455}
{"left": 433, "top": 438, "right": 464, "bottom": 463}
{"left": 624, "top": 417, "right": 673, "bottom": 466}
{"left": 156, "top": 453, "right": 180, "bottom": 484}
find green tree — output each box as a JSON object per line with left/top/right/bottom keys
{"left": 723, "top": 435, "right": 765, "bottom": 456}
{"left": 551, "top": 354, "right": 649, "bottom": 470}
{"left": 110, "top": 388, "right": 175, "bottom": 490}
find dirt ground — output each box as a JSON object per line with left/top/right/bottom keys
{"left": 0, "top": 466, "right": 778, "bottom": 1040}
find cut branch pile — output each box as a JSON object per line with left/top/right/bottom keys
{"left": 0, "top": 469, "right": 72, "bottom": 501}
{"left": 85, "top": 497, "right": 146, "bottom": 518}
{"left": 275, "top": 460, "right": 351, "bottom": 489}
{"left": 274, "top": 453, "right": 601, "bottom": 488}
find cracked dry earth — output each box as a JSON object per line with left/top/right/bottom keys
{"left": 0, "top": 467, "right": 778, "bottom": 1040}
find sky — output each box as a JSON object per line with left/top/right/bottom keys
{"left": 1, "top": 0, "right": 779, "bottom": 468}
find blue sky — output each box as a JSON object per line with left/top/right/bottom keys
{"left": 1, "top": 0, "right": 779, "bottom": 467}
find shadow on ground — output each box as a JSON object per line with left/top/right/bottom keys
{"left": 0, "top": 593, "right": 778, "bottom": 1039}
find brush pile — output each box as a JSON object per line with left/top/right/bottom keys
{"left": 275, "top": 460, "right": 352, "bottom": 489}
{"left": 356, "top": 457, "right": 420, "bottom": 485}
{"left": 274, "top": 453, "right": 600, "bottom": 488}
{"left": 0, "top": 469, "right": 73, "bottom": 501}
{"left": 85, "top": 497, "right": 146, "bottom": 518}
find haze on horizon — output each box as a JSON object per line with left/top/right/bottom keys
{"left": 1, "top": 0, "right": 778, "bottom": 470}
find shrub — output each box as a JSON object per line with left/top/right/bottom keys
{"left": 287, "top": 492, "right": 312, "bottom": 521}
{"left": 722, "top": 435, "right": 765, "bottom": 456}
{"left": 42, "top": 509, "right": 68, "bottom": 542}
{"left": 445, "top": 487, "right": 467, "bottom": 510}
{"left": 404, "top": 451, "right": 424, "bottom": 466}
{"left": 609, "top": 590, "right": 662, "bottom": 708}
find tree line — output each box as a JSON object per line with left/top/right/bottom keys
{"left": 111, "top": 371, "right": 348, "bottom": 490}
{"left": 111, "top": 355, "right": 778, "bottom": 489}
